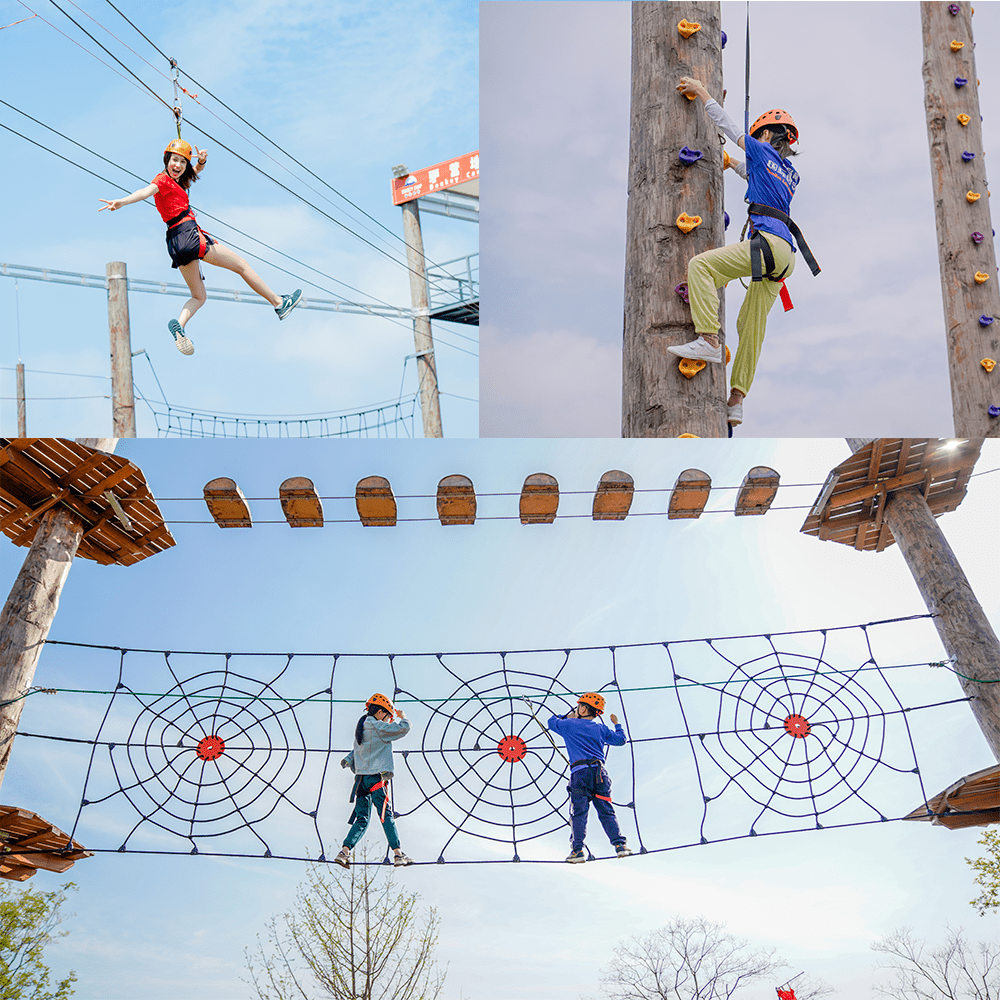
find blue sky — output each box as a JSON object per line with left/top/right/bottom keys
{"left": 1, "top": 0, "right": 479, "bottom": 438}
{"left": 481, "top": 1, "right": 1000, "bottom": 437}
{"left": 4, "top": 436, "right": 998, "bottom": 998}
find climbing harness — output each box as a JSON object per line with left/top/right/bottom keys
{"left": 745, "top": 203, "right": 821, "bottom": 280}
{"left": 349, "top": 773, "right": 393, "bottom": 824}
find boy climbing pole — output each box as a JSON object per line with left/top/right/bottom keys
{"left": 668, "top": 77, "right": 820, "bottom": 429}
{"left": 548, "top": 692, "right": 632, "bottom": 863}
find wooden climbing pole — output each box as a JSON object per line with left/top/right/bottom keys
{"left": 921, "top": 2, "right": 1000, "bottom": 437}
{"left": 622, "top": 1, "right": 727, "bottom": 438}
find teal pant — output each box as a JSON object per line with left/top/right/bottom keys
{"left": 344, "top": 774, "right": 400, "bottom": 850}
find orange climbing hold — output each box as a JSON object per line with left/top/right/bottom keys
{"left": 951, "top": 39, "right": 965, "bottom": 51}
{"left": 676, "top": 212, "right": 702, "bottom": 233}
{"left": 677, "top": 19, "right": 701, "bottom": 38}
{"left": 678, "top": 433, "right": 700, "bottom": 438}
{"left": 967, "top": 191, "right": 982, "bottom": 203}
{"left": 982, "top": 358, "right": 996, "bottom": 372}
{"left": 974, "top": 272, "right": 990, "bottom": 283}
{"left": 723, "top": 150, "right": 731, "bottom": 169}
{"left": 958, "top": 113, "right": 971, "bottom": 126}
{"left": 678, "top": 358, "right": 706, "bottom": 379}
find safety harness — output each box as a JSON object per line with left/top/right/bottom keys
{"left": 740, "top": 202, "right": 820, "bottom": 312}
{"left": 570, "top": 758, "right": 613, "bottom": 803}
{"left": 349, "top": 773, "right": 392, "bottom": 823}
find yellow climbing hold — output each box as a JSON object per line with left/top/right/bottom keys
{"left": 678, "top": 357, "right": 707, "bottom": 379}
{"left": 967, "top": 191, "right": 982, "bottom": 202}
{"left": 982, "top": 358, "right": 996, "bottom": 372}
{"left": 723, "top": 150, "right": 731, "bottom": 170}
{"left": 974, "top": 271, "right": 990, "bottom": 283}
{"left": 678, "top": 433, "right": 700, "bottom": 438}
{"left": 725, "top": 344, "right": 731, "bottom": 364}
{"left": 951, "top": 39, "right": 964, "bottom": 51}
{"left": 677, "top": 19, "right": 702, "bottom": 38}
{"left": 958, "top": 113, "right": 971, "bottom": 126}
{"left": 676, "top": 212, "right": 703, "bottom": 233}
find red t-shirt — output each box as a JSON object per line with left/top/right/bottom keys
{"left": 152, "top": 172, "right": 192, "bottom": 225}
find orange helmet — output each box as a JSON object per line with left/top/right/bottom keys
{"left": 578, "top": 692, "right": 605, "bottom": 715}
{"left": 366, "top": 692, "right": 394, "bottom": 714}
{"left": 750, "top": 109, "right": 798, "bottom": 144}
{"left": 164, "top": 138, "right": 194, "bottom": 162}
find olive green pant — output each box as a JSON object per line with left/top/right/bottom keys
{"left": 686, "top": 233, "right": 795, "bottom": 397}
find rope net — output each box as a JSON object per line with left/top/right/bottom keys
{"left": 19, "top": 615, "right": 969, "bottom": 865}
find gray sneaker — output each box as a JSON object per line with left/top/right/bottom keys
{"left": 168, "top": 319, "right": 194, "bottom": 355}
{"left": 616, "top": 843, "right": 633, "bottom": 858}
{"left": 275, "top": 289, "right": 303, "bottom": 320}
{"left": 333, "top": 847, "right": 350, "bottom": 869}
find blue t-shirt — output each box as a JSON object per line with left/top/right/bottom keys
{"left": 548, "top": 715, "right": 626, "bottom": 770}
{"left": 743, "top": 134, "right": 799, "bottom": 251}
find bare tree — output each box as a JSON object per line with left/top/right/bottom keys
{"left": 872, "top": 926, "right": 1000, "bottom": 999}
{"left": 597, "top": 916, "right": 831, "bottom": 1000}
{"left": 245, "top": 846, "right": 445, "bottom": 1000}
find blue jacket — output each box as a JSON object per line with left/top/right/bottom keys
{"left": 547, "top": 714, "right": 626, "bottom": 770}
{"left": 341, "top": 715, "right": 410, "bottom": 778}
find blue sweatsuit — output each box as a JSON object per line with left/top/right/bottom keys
{"left": 548, "top": 714, "right": 627, "bottom": 852}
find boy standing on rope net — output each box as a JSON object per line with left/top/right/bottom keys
{"left": 336, "top": 693, "right": 414, "bottom": 868}
{"left": 668, "top": 77, "right": 820, "bottom": 429}
{"left": 548, "top": 692, "right": 632, "bottom": 863}
{"left": 99, "top": 139, "right": 302, "bottom": 357}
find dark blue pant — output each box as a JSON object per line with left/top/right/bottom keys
{"left": 569, "top": 764, "right": 624, "bottom": 851}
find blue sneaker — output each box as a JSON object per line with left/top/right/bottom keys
{"left": 565, "top": 849, "right": 586, "bottom": 864}
{"left": 168, "top": 318, "right": 194, "bottom": 355}
{"left": 275, "top": 289, "right": 303, "bottom": 320}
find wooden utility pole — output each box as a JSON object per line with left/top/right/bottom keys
{"left": 622, "top": 1, "right": 727, "bottom": 438}
{"left": 845, "top": 439, "right": 1000, "bottom": 761}
{"left": 0, "top": 507, "right": 85, "bottom": 790}
{"left": 107, "top": 261, "right": 136, "bottom": 438}
{"left": 399, "top": 201, "right": 443, "bottom": 438}
{"left": 921, "top": 3, "right": 1000, "bottom": 437}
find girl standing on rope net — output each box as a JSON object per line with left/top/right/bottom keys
{"left": 336, "top": 693, "right": 414, "bottom": 868}
{"left": 547, "top": 692, "right": 632, "bottom": 863}
{"left": 99, "top": 139, "right": 302, "bottom": 356}
{"left": 668, "top": 77, "right": 820, "bottom": 430}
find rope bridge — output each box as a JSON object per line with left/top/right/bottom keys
{"left": 16, "top": 615, "right": 970, "bottom": 865}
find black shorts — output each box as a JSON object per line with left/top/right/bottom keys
{"left": 166, "top": 218, "right": 215, "bottom": 268}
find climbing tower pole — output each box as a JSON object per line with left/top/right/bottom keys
{"left": 622, "top": 1, "right": 727, "bottom": 438}
{"left": 107, "top": 262, "right": 136, "bottom": 438}
{"left": 845, "top": 438, "right": 1000, "bottom": 762}
{"left": 921, "top": 2, "right": 1000, "bottom": 437}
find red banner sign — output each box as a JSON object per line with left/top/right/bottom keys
{"left": 391, "top": 151, "right": 479, "bottom": 205}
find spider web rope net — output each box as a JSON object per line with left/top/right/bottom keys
{"left": 16, "top": 614, "right": 975, "bottom": 865}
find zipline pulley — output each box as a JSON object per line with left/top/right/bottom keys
{"left": 170, "top": 57, "right": 182, "bottom": 138}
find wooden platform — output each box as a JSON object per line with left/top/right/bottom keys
{"left": 903, "top": 765, "right": 1000, "bottom": 829}
{"left": 520, "top": 474, "right": 559, "bottom": 524}
{"left": 0, "top": 805, "right": 92, "bottom": 881}
{"left": 593, "top": 471, "right": 634, "bottom": 520}
{"left": 0, "top": 439, "right": 174, "bottom": 566}
{"left": 800, "top": 439, "right": 982, "bottom": 552}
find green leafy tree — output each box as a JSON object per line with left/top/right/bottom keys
{"left": 0, "top": 881, "right": 76, "bottom": 1000}
{"left": 245, "top": 846, "right": 445, "bottom": 1000}
{"left": 966, "top": 827, "right": 1000, "bottom": 916}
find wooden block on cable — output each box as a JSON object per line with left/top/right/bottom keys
{"left": 593, "top": 471, "right": 634, "bottom": 520}
{"left": 279, "top": 477, "right": 323, "bottom": 527}
{"left": 0, "top": 805, "right": 93, "bottom": 881}
{"left": 735, "top": 466, "right": 780, "bottom": 516}
{"left": 356, "top": 476, "right": 396, "bottom": 526}
{"left": 520, "top": 473, "right": 559, "bottom": 524}
{"left": 436, "top": 475, "right": 476, "bottom": 525}
{"left": 668, "top": 469, "right": 711, "bottom": 519}
{"left": 203, "top": 478, "right": 252, "bottom": 528}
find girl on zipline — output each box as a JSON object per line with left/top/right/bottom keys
{"left": 99, "top": 138, "right": 302, "bottom": 356}
{"left": 668, "top": 77, "right": 820, "bottom": 428}
{"left": 336, "top": 693, "right": 414, "bottom": 868}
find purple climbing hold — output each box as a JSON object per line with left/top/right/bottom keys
{"left": 948, "top": 2, "right": 960, "bottom": 12}
{"left": 674, "top": 282, "right": 690, "bottom": 304}
{"left": 980, "top": 315, "right": 995, "bottom": 326}
{"left": 955, "top": 77, "right": 968, "bottom": 88}
{"left": 989, "top": 405, "right": 1000, "bottom": 418}
{"left": 962, "top": 151, "right": 975, "bottom": 161}
{"left": 724, "top": 211, "right": 730, "bottom": 230}
{"left": 679, "top": 146, "right": 704, "bottom": 165}
{"left": 721, "top": 30, "right": 727, "bottom": 48}
{"left": 972, "top": 232, "right": 985, "bottom": 244}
